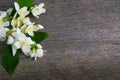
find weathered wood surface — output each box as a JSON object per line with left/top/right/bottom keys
{"left": 0, "top": 0, "right": 120, "bottom": 80}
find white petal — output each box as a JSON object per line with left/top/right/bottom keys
{"left": 22, "top": 46, "right": 31, "bottom": 56}
{"left": 35, "top": 15, "right": 39, "bottom": 18}
{"left": 27, "top": 11, "right": 30, "bottom": 16}
{"left": 26, "top": 37, "right": 35, "bottom": 44}
{"left": 12, "top": 32, "right": 26, "bottom": 41}
{"left": 13, "top": 12, "right": 17, "bottom": 20}
{"left": 34, "top": 57, "right": 37, "bottom": 61}
{"left": 40, "top": 8, "right": 46, "bottom": 13}
{"left": 0, "top": 28, "right": 9, "bottom": 40}
{"left": 37, "top": 49, "right": 44, "bottom": 57}
{"left": 11, "top": 20, "right": 14, "bottom": 27}
{"left": 30, "top": 52, "right": 35, "bottom": 58}
{"left": 23, "top": 17, "right": 34, "bottom": 25}
{"left": 37, "top": 44, "right": 42, "bottom": 48}
{"left": 0, "top": 11, "right": 7, "bottom": 18}
{"left": 31, "top": 7, "right": 46, "bottom": 18}
{"left": 38, "top": 3, "right": 45, "bottom": 8}
{"left": 0, "top": 31, "right": 6, "bottom": 41}
{"left": 7, "top": 8, "right": 13, "bottom": 15}
{"left": 1, "top": 27, "right": 9, "bottom": 32}
{"left": 16, "top": 28, "right": 21, "bottom": 33}
{"left": 3, "top": 21, "right": 9, "bottom": 27}
{"left": 38, "top": 24, "right": 44, "bottom": 29}
{"left": 21, "top": 25, "right": 26, "bottom": 29}
{"left": 36, "top": 8, "right": 46, "bottom": 15}
{"left": 28, "top": 31, "right": 34, "bottom": 36}
{"left": 31, "top": 10, "right": 39, "bottom": 18}
{"left": 7, "top": 36, "right": 14, "bottom": 44}
{"left": 33, "top": 24, "right": 44, "bottom": 31}
{"left": 23, "top": 7, "right": 27, "bottom": 11}
{"left": 12, "top": 45, "right": 17, "bottom": 56}
{"left": 18, "top": 7, "right": 29, "bottom": 17}
{"left": 13, "top": 41, "right": 21, "bottom": 49}
{"left": 14, "top": 2, "right": 20, "bottom": 11}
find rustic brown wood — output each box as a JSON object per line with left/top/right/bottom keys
{"left": 0, "top": 0, "right": 120, "bottom": 80}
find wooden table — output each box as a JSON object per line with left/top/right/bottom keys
{"left": 0, "top": 0, "right": 120, "bottom": 80}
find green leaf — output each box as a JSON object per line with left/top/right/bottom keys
{"left": 30, "top": 32, "right": 51, "bottom": 43}
{"left": 17, "top": 0, "right": 35, "bottom": 8}
{"left": 2, "top": 45, "right": 19, "bottom": 76}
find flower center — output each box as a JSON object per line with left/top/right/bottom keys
{"left": 21, "top": 41, "right": 28, "bottom": 46}
{"left": 19, "top": 17, "right": 25, "bottom": 22}
{"left": 21, "top": 28, "right": 25, "bottom": 33}
{"left": 19, "top": 8, "right": 26, "bottom": 14}
{"left": 28, "top": 26, "right": 33, "bottom": 32}
{"left": 7, "top": 30, "right": 12, "bottom": 36}
{"left": 13, "top": 19, "right": 18, "bottom": 27}
{"left": 0, "top": 18, "right": 4, "bottom": 25}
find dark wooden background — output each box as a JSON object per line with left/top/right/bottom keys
{"left": 0, "top": 0, "right": 120, "bottom": 80}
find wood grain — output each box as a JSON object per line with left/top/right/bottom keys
{"left": 0, "top": 0, "right": 120, "bottom": 80}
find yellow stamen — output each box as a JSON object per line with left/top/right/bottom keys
{"left": 21, "top": 41, "right": 27, "bottom": 46}
{"left": 19, "top": 16, "right": 25, "bottom": 22}
{"left": 7, "top": 30, "right": 12, "bottom": 36}
{"left": 28, "top": 26, "right": 33, "bottom": 32}
{"left": 13, "top": 19, "right": 18, "bottom": 27}
{"left": 19, "top": 8, "right": 26, "bottom": 15}
{"left": 21, "top": 28, "right": 25, "bottom": 33}
{"left": 0, "top": 18, "right": 4, "bottom": 25}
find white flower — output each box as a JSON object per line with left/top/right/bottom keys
{"left": 25, "top": 24, "right": 44, "bottom": 36}
{"left": 11, "top": 16, "right": 24, "bottom": 28}
{"left": 33, "top": 24, "right": 44, "bottom": 31}
{"left": 23, "top": 17, "right": 34, "bottom": 25}
{"left": 14, "top": 2, "right": 29, "bottom": 17}
{"left": 30, "top": 44, "right": 44, "bottom": 60}
{"left": 25, "top": 25, "right": 35, "bottom": 36}
{"left": 1, "top": 1, "right": 47, "bottom": 60}
{"left": 0, "top": 11, "right": 9, "bottom": 27}
{"left": 11, "top": 18, "right": 20, "bottom": 28}
{"left": 0, "top": 27, "right": 9, "bottom": 41}
{"left": 11, "top": 16, "right": 34, "bottom": 28}
{"left": 7, "top": 30, "right": 35, "bottom": 56}
{"left": 31, "top": 3, "right": 46, "bottom": 18}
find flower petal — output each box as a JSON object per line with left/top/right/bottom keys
{"left": 38, "top": 3, "right": 45, "bottom": 8}
{"left": 7, "top": 36, "right": 14, "bottom": 44}
{"left": 37, "top": 49, "right": 44, "bottom": 57}
{"left": 2, "top": 21, "right": 9, "bottom": 27}
{"left": 23, "top": 17, "right": 34, "bottom": 25}
{"left": 40, "top": 8, "right": 46, "bottom": 13}
{"left": 28, "top": 31, "right": 34, "bottom": 36}
{"left": 12, "top": 31, "right": 26, "bottom": 41}
{"left": 0, "top": 11, "right": 7, "bottom": 18}
{"left": 26, "top": 37, "right": 35, "bottom": 44}
{"left": 30, "top": 52, "right": 35, "bottom": 58}
{"left": 14, "top": 2, "right": 20, "bottom": 11}
{"left": 18, "top": 7, "right": 29, "bottom": 17}
{"left": 7, "top": 8, "right": 13, "bottom": 15}
{"left": 22, "top": 7, "right": 27, "bottom": 11}
{"left": 22, "top": 46, "right": 31, "bottom": 56}
{"left": 12, "top": 45, "right": 17, "bottom": 56}
{"left": 13, "top": 41, "right": 21, "bottom": 49}
{"left": 33, "top": 24, "right": 44, "bottom": 31}
{"left": 37, "top": 44, "right": 42, "bottom": 48}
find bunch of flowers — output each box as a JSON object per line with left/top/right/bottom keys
{"left": 0, "top": 0, "right": 50, "bottom": 76}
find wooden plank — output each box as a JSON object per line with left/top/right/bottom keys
{"left": 0, "top": 0, "right": 120, "bottom": 80}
